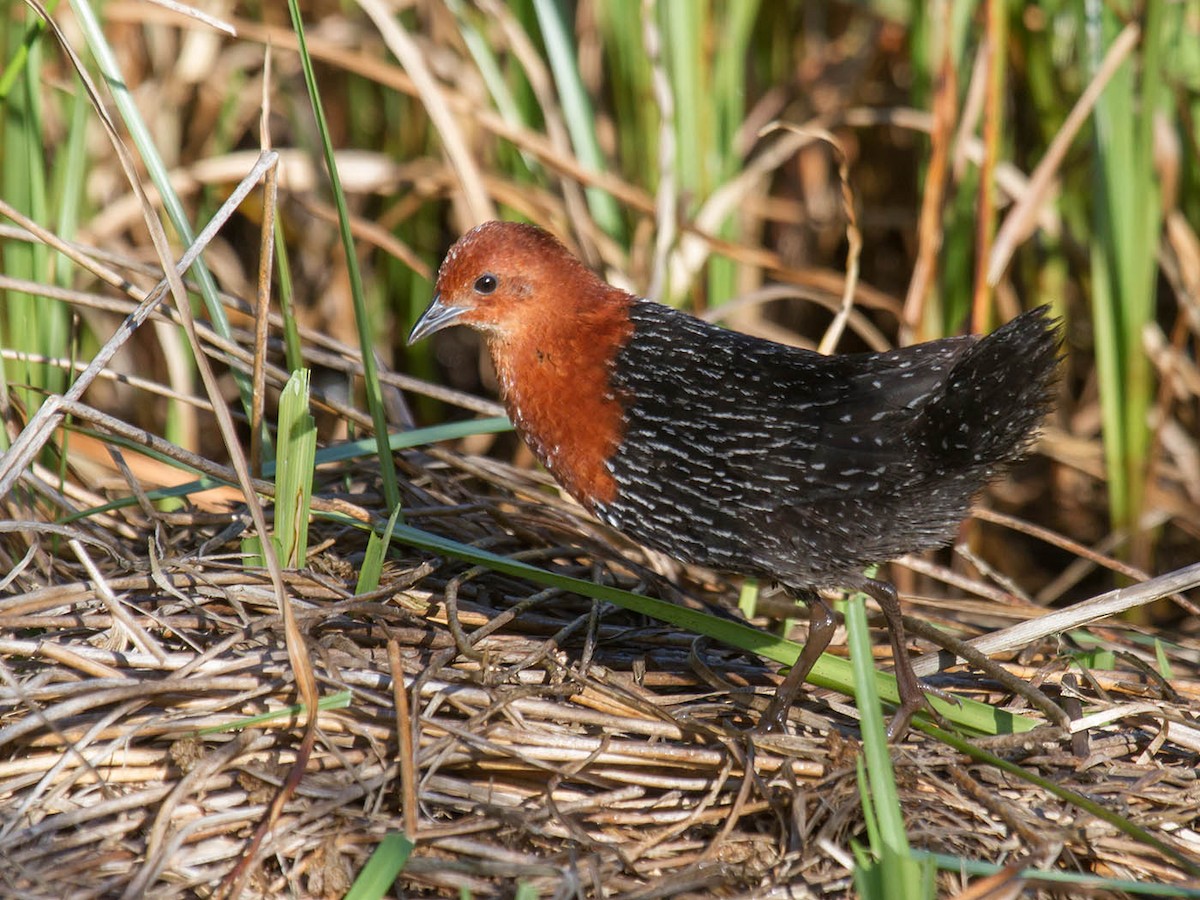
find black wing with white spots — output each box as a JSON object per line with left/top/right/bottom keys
{"left": 598, "top": 301, "right": 1058, "bottom": 589}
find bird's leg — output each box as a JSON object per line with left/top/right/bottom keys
{"left": 759, "top": 593, "right": 836, "bottom": 733}
{"left": 861, "top": 577, "right": 927, "bottom": 740}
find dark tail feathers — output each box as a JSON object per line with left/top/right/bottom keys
{"left": 922, "top": 305, "right": 1062, "bottom": 474}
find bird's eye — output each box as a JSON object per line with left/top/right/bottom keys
{"left": 474, "top": 274, "right": 498, "bottom": 295}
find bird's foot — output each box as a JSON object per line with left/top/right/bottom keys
{"left": 920, "top": 681, "right": 961, "bottom": 708}
{"left": 861, "top": 577, "right": 956, "bottom": 741}
{"left": 758, "top": 693, "right": 794, "bottom": 734}
{"left": 885, "top": 678, "right": 956, "bottom": 740}
{"left": 755, "top": 596, "right": 837, "bottom": 735}
{"left": 884, "top": 696, "right": 922, "bottom": 741}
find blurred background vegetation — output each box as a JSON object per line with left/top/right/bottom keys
{"left": 2, "top": 0, "right": 1199, "bottom": 598}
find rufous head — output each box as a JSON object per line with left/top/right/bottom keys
{"left": 408, "top": 221, "right": 599, "bottom": 345}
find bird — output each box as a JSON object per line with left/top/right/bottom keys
{"left": 409, "top": 220, "right": 1061, "bottom": 737}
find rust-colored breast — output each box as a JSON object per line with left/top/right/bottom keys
{"left": 490, "top": 297, "right": 634, "bottom": 510}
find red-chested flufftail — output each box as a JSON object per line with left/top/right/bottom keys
{"left": 410, "top": 221, "right": 1061, "bottom": 738}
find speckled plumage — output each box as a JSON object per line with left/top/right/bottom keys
{"left": 408, "top": 220, "right": 1061, "bottom": 736}
{"left": 597, "top": 300, "right": 1058, "bottom": 593}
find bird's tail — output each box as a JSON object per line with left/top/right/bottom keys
{"left": 921, "top": 306, "right": 1062, "bottom": 474}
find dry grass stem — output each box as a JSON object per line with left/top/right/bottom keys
{"left": 4, "top": 5, "right": 1198, "bottom": 896}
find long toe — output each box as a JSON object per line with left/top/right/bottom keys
{"left": 885, "top": 696, "right": 923, "bottom": 741}
{"left": 884, "top": 680, "right": 955, "bottom": 740}
{"left": 758, "top": 662, "right": 808, "bottom": 733}
{"left": 758, "top": 704, "right": 790, "bottom": 734}
{"left": 757, "top": 596, "right": 837, "bottom": 734}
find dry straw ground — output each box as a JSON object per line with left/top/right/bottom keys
{"left": 2, "top": 2, "right": 1200, "bottom": 898}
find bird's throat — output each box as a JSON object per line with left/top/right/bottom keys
{"left": 488, "top": 310, "right": 633, "bottom": 511}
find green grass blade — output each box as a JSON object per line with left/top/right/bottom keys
{"left": 532, "top": 0, "right": 624, "bottom": 239}
{"left": 660, "top": 0, "right": 701, "bottom": 206}
{"left": 53, "top": 73, "right": 89, "bottom": 281}
{"left": 272, "top": 219, "right": 304, "bottom": 374}
{"left": 197, "top": 691, "right": 352, "bottom": 735}
{"left": 923, "top": 722, "right": 1200, "bottom": 878}
{"left": 847, "top": 596, "right": 935, "bottom": 900}
{"left": 286, "top": 0, "right": 401, "bottom": 511}
{"left": 344, "top": 832, "right": 415, "bottom": 900}
{"left": 1085, "top": 1, "right": 1166, "bottom": 552}
{"left": 307, "top": 416, "right": 512, "bottom": 467}
{"left": 66, "top": 0, "right": 251, "bottom": 422}
{"left": 240, "top": 533, "right": 263, "bottom": 570}
{"left": 447, "top": 0, "right": 538, "bottom": 177}
{"left": 1154, "top": 638, "right": 1173, "bottom": 680}
{"left": 737, "top": 577, "right": 760, "bottom": 617}
{"left": 852, "top": 756, "right": 882, "bottom": 884}
{"left": 914, "top": 851, "right": 1200, "bottom": 897}
{"left": 59, "top": 417, "right": 513, "bottom": 523}
{"left": 357, "top": 502, "right": 403, "bottom": 595}
{"left": 2, "top": 19, "right": 62, "bottom": 415}
{"left": 847, "top": 596, "right": 906, "bottom": 844}
{"left": 273, "top": 369, "right": 317, "bottom": 568}
{"left": 363, "top": 517, "right": 1037, "bottom": 736}
{"left": 0, "top": 0, "right": 55, "bottom": 99}
{"left": 705, "top": 0, "right": 758, "bottom": 310}
{"left": 593, "top": 0, "right": 653, "bottom": 193}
